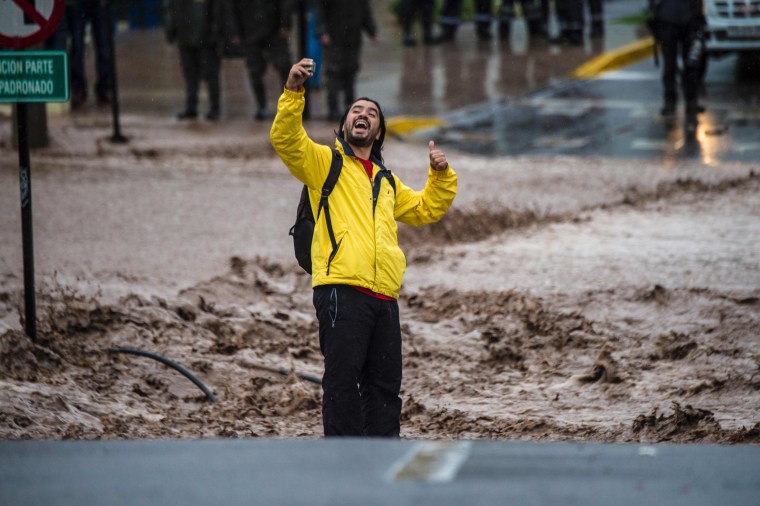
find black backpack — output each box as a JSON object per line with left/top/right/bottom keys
{"left": 289, "top": 149, "right": 343, "bottom": 274}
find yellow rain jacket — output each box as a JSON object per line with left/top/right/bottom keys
{"left": 270, "top": 88, "right": 458, "bottom": 299}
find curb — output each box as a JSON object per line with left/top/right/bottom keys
{"left": 571, "top": 36, "right": 655, "bottom": 79}
{"left": 386, "top": 116, "right": 446, "bottom": 138}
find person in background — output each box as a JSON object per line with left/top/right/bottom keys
{"left": 315, "top": 0, "right": 378, "bottom": 121}
{"left": 224, "top": 0, "right": 293, "bottom": 120}
{"left": 648, "top": 0, "right": 706, "bottom": 125}
{"left": 399, "top": 0, "right": 437, "bottom": 47}
{"left": 165, "top": 0, "right": 224, "bottom": 121}
{"left": 67, "top": 0, "right": 113, "bottom": 110}
{"left": 437, "top": 0, "right": 494, "bottom": 42}
{"left": 270, "top": 58, "right": 458, "bottom": 437}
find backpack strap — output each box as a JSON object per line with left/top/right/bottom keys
{"left": 372, "top": 168, "right": 396, "bottom": 215}
{"left": 317, "top": 149, "right": 343, "bottom": 276}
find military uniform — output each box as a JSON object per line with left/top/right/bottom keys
{"left": 224, "top": 0, "right": 293, "bottom": 120}
{"left": 314, "top": 0, "right": 378, "bottom": 120}
{"left": 649, "top": 0, "right": 706, "bottom": 123}
{"left": 67, "top": 0, "right": 113, "bottom": 109}
{"left": 165, "top": 0, "right": 224, "bottom": 120}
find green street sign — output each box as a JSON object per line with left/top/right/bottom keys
{"left": 0, "top": 50, "right": 69, "bottom": 103}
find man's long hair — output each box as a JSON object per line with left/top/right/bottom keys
{"left": 335, "top": 97, "right": 386, "bottom": 163}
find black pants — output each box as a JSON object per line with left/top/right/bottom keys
{"left": 313, "top": 285, "right": 402, "bottom": 437}
{"left": 244, "top": 35, "right": 291, "bottom": 110}
{"left": 179, "top": 45, "right": 221, "bottom": 114}
{"left": 399, "top": 0, "right": 435, "bottom": 40}
{"left": 556, "top": 0, "right": 583, "bottom": 40}
{"left": 658, "top": 21, "right": 703, "bottom": 107}
{"left": 68, "top": 0, "right": 112, "bottom": 100}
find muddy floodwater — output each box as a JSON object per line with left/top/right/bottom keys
{"left": 1, "top": 113, "right": 759, "bottom": 443}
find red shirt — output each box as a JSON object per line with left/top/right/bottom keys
{"left": 358, "top": 157, "right": 373, "bottom": 179}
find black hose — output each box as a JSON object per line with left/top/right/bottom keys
{"left": 108, "top": 347, "right": 218, "bottom": 403}
{"left": 275, "top": 366, "right": 322, "bottom": 386}
{"left": 241, "top": 360, "right": 322, "bottom": 385}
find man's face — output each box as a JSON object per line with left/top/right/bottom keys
{"left": 343, "top": 100, "right": 381, "bottom": 149}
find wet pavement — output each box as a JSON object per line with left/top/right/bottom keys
{"left": 2, "top": 438, "right": 759, "bottom": 506}
{"left": 424, "top": 54, "right": 760, "bottom": 164}
{"left": 57, "top": 0, "right": 759, "bottom": 165}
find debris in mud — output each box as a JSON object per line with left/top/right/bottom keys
{"left": 479, "top": 326, "right": 526, "bottom": 370}
{"left": 572, "top": 348, "right": 621, "bottom": 384}
{"left": 653, "top": 332, "right": 698, "bottom": 361}
{"left": 548, "top": 348, "right": 622, "bottom": 389}
{"left": 637, "top": 284, "right": 670, "bottom": 305}
{"left": 631, "top": 402, "right": 726, "bottom": 443}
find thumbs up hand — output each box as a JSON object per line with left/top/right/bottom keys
{"left": 428, "top": 140, "right": 449, "bottom": 172}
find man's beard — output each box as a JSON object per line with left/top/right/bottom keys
{"left": 345, "top": 127, "right": 376, "bottom": 148}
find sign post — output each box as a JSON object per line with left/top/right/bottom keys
{"left": 1, "top": 0, "right": 68, "bottom": 341}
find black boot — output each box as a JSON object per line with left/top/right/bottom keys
{"left": 590, "top": 22, "right": 604, "bottom": 39}
{"left": 436, "top": 25, "right": 456, "bottom": 43}
{"left": 477, "top": 23, "right": 492, "bottom": 41}
{"left": 177, "top": 109, "right": 198, "bottom": 120}
{"left": 252, "top": 79, "right": 268, "bottom": 121}
{"left": 499, "top": 21, "right": 510, "bottom": 40}
{"left": 660, "top": 101, "right": 676, "bottom": 117}
{"left": 685, "top": 101, "right": 700, "bottom": 126}
{"left": 327, "top": 85, "right": 341, "bottom": 121}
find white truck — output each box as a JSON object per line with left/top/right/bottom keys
{"left": 703, "top": 0, "right": 760, "bottom": 57}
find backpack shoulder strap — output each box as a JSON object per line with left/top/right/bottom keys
{"left": 371, "top": 168, "right": 396, "bottom": 214}
{"left": 317, "top": 149, "right": 342, "bottom": 217}
{"left": 318, "top": 149, "right": 343, "bottom": 276}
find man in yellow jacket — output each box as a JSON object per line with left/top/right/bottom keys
{"left": 270, "top": 58, "right": 458, "bottom": 437}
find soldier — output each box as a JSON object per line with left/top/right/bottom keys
{"left": 315, "top": 0, "right": 378, "bottom": 121}
{"left": 165, "top": 0, "right": 224, "bottom": 120}
{"left": 224, "top": 0, "right": 293, "bottom": 120}
{"left": 67, "top": 0, "right": 113, "bottom": 110}
{"left": 648, "top": 0, "right": 706, "bottom": 126}
{"left": 438, "top": 0, "right": 494, "bottom": 42}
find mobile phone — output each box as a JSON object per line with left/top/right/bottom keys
{"left": 306, "top": 62, "right": 316, "bottom": 74}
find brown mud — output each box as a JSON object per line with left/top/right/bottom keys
{"left": 1, "top": 249, "right": 758, "bottom": 442}
{"left": 1, "top": 116, "right": 759, "bottom": 443}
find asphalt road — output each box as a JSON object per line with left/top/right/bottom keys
{"left": 1, "top": 438, "right": 759, "bottom": 506}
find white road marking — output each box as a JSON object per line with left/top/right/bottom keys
{"left": 386, "top": 441, "right": 472, "bottom": 483}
